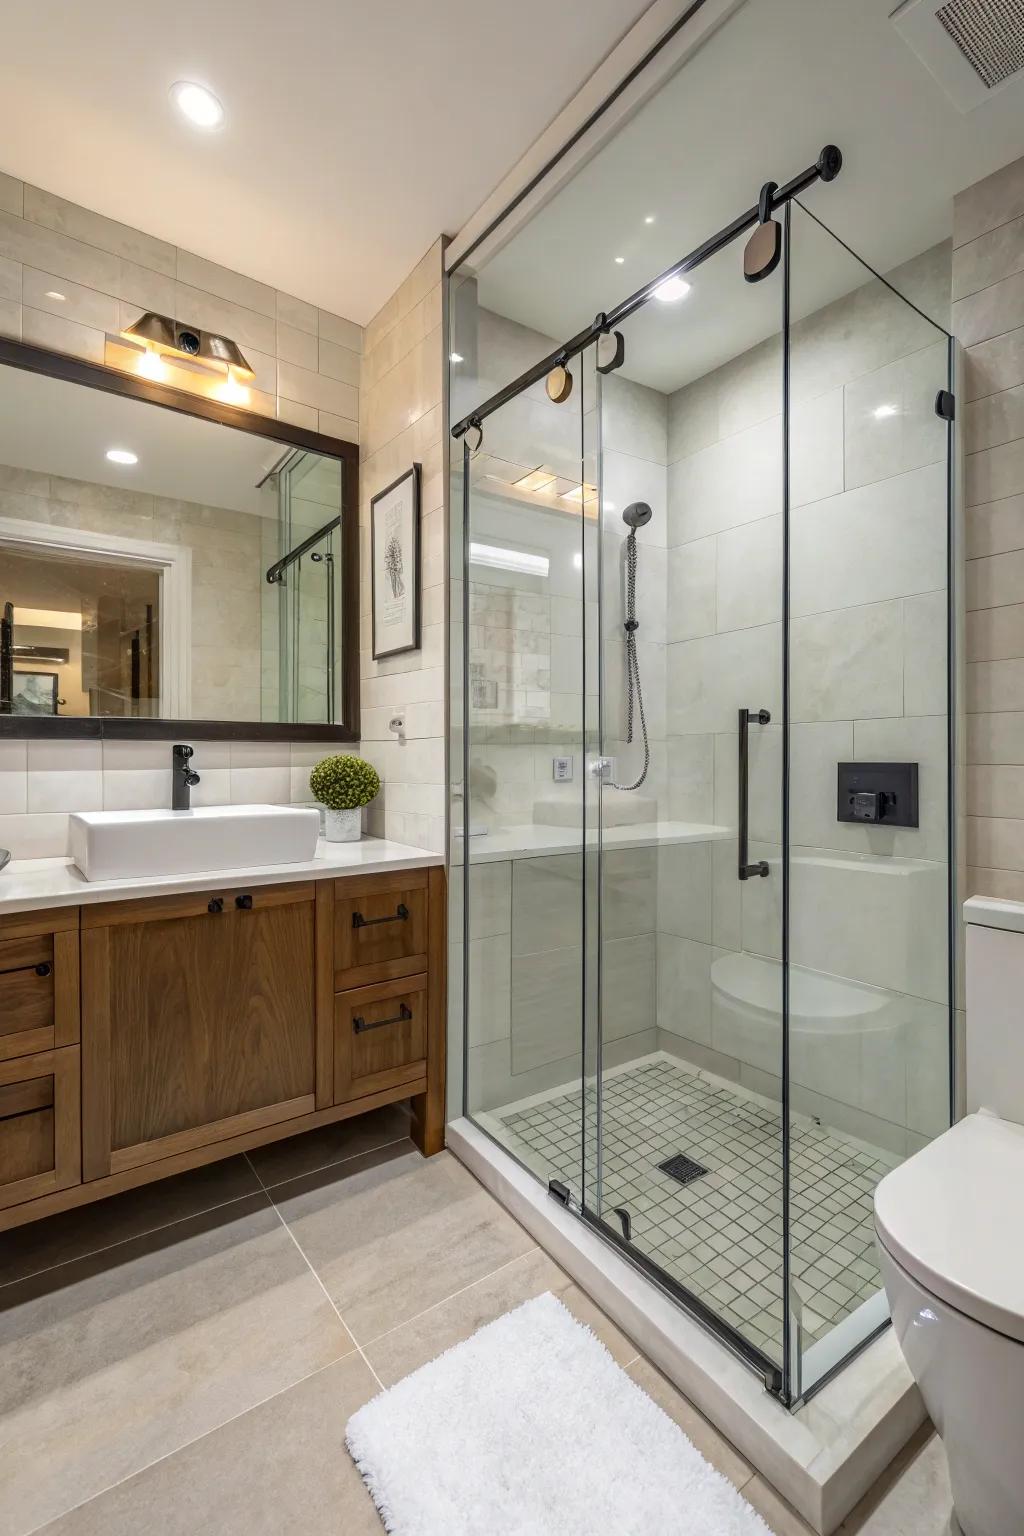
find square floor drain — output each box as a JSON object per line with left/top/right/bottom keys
{"left": 657, "top": 1152, "right": 708, "bottom": 1186}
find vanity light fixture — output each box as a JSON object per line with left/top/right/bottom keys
{"left": 873, "top": 402, "right": 898, "bottom": 419}
{"left": 170, "top": 80, "right": 224, "bottom": 130}
{"left": 106, "top": 448, "right": 138, "bottom": 466}
{"left": 136, "top": 350, "right": 168, "bottom": 382}
{"left": 469, "top": 541, "right": 549, "bottom": 578}
{"left": 215, "top": 367, "right": 251, "bottom": 406}
{"left": 120, "top": 311, "right": 255, "bottom": 379}
{"left": 653, "top": 275, "right": 691, "bottom": 303}
{"left": 512, "top": 468, "right": 557, "bottom": 494}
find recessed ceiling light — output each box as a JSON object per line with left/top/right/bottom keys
{"left": 170, "top": 80, "right": 224, "bottom": 129}
{"left": 653, "top": 275, "right": 691, "bottom": 304}
{"left": 45, "top": 290, "right": 66, "bottom": 302}
{"left": 106, "top": 448, "right": 138, "bottom": 466}
{"left": 873, "top": 403, "right": 898, "bottom": 419}
{"left": 450, "top": 352, "right": 464, "bottom": 364}
{"left": 614, "top": 256, "right": 625, "bottom": 265}
{"left": 644, "top": 215, "right": 655, "bottom": 225}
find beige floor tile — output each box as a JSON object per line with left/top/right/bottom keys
{"left": 273, "top": 1146, "right": 535, "bottom": 1344}
{"left": 35, "top": 1356, "right": 382, "bottom": 1536}
{"left": 363, "top": 1245, "right": 637, "bottom": 1385}
{"left": 247, "top": 1104, "right": 411, "bottom": 1188}
{"left": 626, "top": 1358, "right": 755, "bottom": 1492}
{"left": 840, "top": 1426, "right": 957, "bottom": 1535}
{"left": 0, "top": 1196, "right": 355, "bottom": 1536}
{"left": 0, "top": 1156, "right": 261, "bottom": 1290}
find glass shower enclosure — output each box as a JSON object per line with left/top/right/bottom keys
{"left": 449, "top": 147, "right": 957, "bottom": 1406}
{"left": 263, "top": 448, "right": 344, "bottom": 724}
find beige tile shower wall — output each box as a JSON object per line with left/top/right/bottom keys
{"left": 953, "top": 155, "right": 1024, "bottom": 899}
{"left": 357, "top": 243, "right": 446, "bottom": 854}
{"left": 0, "top": 169, "right": 361, "bottom": 439}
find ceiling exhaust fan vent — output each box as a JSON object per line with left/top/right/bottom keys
{"left": 892, "top": 0, "right": 1024, "bottom": 110}
{"left": 936, "top": 0, "right": 1024, "bottom": 88}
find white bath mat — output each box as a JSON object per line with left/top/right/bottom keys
{"left": 346, "top": 1291, "right": 770, "bottom": 1535}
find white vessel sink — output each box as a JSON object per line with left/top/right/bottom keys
{"left": 68, "top": 805, "right": 321, "bottom": 882}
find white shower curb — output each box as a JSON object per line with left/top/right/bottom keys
{"left": 447, "top": 1116, "right": 926, "bottom": 1536}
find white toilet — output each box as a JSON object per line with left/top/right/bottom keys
{"left": 874, "top": 896, "right": 1024, "bottom": 1536}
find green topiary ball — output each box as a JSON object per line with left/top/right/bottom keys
{"left": 309, "top": 753, "right": 380, "bottom": 811}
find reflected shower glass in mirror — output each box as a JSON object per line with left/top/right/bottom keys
{"left": 0, "top": 360, "right": 354, "bottom": 729}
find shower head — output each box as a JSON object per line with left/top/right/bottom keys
{"left": 622, "top": 502, "right": 653, "bottom": 529}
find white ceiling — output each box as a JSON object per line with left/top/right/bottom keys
{"left": 0, "top": 0, "right": 652, "bottom": 325}
{"left": 474, "top": 0, "right": 1024, "bottom": 393}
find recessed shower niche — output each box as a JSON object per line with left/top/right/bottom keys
{"left": 448, "top": 161, "right": 957, "bottom": 1408}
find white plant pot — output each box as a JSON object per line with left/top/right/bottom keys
{"left": 324, "top": 807, "right": 361, "bottom": 842}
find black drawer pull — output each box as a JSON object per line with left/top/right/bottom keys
{"left": 353, "top": 1003, "right": 412, "bottom": 1034}
{"left": 352, "top": 902, "right": 409, "bottom": 930}
{"left": 1, "top": 960, "right": 53, "bottom": 980}
{"left": 208, "top": 898, "right": 224, "bottom": 914}
{"left": 236, "top": 894, "right": 253, "bottom": 910}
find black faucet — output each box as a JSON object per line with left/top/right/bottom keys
{"left": 172, "top": 744, "right": 201, "bottom": 810}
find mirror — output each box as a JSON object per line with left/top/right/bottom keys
{"left": 0, "top": 346, "right": 358, "bottom": 737}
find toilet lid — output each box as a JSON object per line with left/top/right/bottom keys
{"left": 874, "top": 1113, "right": 1024, "bottom": 1343}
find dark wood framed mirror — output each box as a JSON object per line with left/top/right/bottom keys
{"left": 0, "top": 336, "right": 359, "bottom": 741}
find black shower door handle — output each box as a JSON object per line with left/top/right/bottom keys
{"left": 738, "top": 707, "right": 771, "bottom": 880}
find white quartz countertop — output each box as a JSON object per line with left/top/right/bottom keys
{"left": 0, "top": 837, "right": 444, "bottom": 915}
{"left": 454, "top": 820, "right": 730, "bottom": 863}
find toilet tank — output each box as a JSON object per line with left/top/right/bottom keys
{"left": 965, "top": 897, "right": 1024, "bottom": 1124}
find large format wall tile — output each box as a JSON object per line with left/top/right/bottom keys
{"left": 790, "top": 462, "right": 946, "bottom": 617}
{"left": 790, "top": 601, "right": 903, "bottom": 722}
{"left": 668, "top": 417, "right": 781, "bottom": 546}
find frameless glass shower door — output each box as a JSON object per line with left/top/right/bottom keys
{"left": 450, "top": 160, "right": 955, "bottom": 1406}
{"left": 586, "top": 243, "right": 787, "bottom": 1386}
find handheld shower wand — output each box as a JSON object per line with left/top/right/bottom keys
{"left": 612, "top": 502, "right": 652, "bottom": 792}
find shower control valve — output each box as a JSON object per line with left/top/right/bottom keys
{"left": 588, "top": 757, "right": 616, "bottom": 782}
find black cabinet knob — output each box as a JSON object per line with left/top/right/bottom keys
{"left": 208, "top": 898, "right": 224, "bottom": 914}
{"left": 235, "top": 894, "right": 253, "bottom": 910}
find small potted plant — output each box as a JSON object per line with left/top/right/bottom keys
{"left": 310, "top": 753, "right": 380, "bottom": 842}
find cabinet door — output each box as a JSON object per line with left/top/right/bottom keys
{"left": 82, "top": 884, "right": 318, "bottom": 1179}
{"left": 0, "top": 1048, "right": 80, "bottom": 1211}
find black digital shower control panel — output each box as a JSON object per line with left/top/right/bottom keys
{"left": 836, "top": 762, "right": 918, "bottom": 828}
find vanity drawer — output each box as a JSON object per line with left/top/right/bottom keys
{"left": 333, "top": 871, "right": 428, "bottom": 989}
{"left": 0, "top": 910, "right": 80, "bottom": 1062}
{"left": 334, "top": 975, "right": 427, "bottom": 1103}
{"left": 0, "top": 1047, "right": 81, "bottom": 1211}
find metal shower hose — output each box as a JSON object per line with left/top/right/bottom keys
{"left": 612, "top": 528, "right": 649, "bottom": 791}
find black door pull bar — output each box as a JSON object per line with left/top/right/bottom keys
{"left": 738, "top": 707, "right": 771, "bottom": 880}
{"left": 352, "top": 903, "right": 409, "bottom": 929}
{"left": 353, "top": 1003, "right": 413, "bottom": 1034}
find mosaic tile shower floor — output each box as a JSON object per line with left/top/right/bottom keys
{"left": 497, "top": 1057, "right": 900, "bottom": 1359}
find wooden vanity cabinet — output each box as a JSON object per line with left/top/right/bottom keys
{"left": 0, "top": 861, "right": 445, "bottom": 1232}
